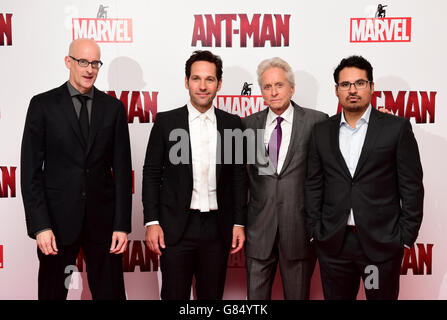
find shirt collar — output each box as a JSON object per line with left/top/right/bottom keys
{"left": 66, "top": 81, "right": 94, "bottom": 99}
{"left": 340, "top": 104, "right": 372, "bottom": 128}
{"left": 187, "top": 101, "right": 216, "bottom": 124}
{"left": 266, "top": 102, "right": 294, "bottom": 126}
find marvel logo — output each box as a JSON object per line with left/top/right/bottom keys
{"left": 0, "top": 245, "right": 3, "bottom": 268}
{"left": 216, "top": 95, "right": 268, "bottom": 118}
{"left": 72, "top": 18, "right": 133, "bottom": 43}
{"left": 350, "top": 17, "right": 411, "bottom": 42}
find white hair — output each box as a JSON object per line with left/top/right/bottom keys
{"left": 257, "top": 57, "right": 295, "bottom": 88}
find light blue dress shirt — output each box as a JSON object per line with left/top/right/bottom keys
{"left": 339, "top": 105, "right": 372, "bottom": 226}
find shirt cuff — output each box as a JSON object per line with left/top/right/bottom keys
{"left": 145, "top": 221, "right": 159, "bottom": 227}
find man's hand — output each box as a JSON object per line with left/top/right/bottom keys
{"left": 145, "top": 225, "right": 166, "bottom": 256}
{"left": 110, "top": 231, "right": 128, "bottom": 254}
{"left": 230, "top": 226, "right": 245, "bottom": 254}
{"left": 36, "top": 230, "right": 58, "bottom": 255}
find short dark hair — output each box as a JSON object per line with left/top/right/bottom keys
{"left": 333, "top": 55, "right": 373, "bottom": 83}
{"left": 185, "top": 50, "right": 223, "bottom": 82}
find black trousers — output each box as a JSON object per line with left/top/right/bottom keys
{"left": 317, "top": 227, "right": 404, "bottom": 300}
{"left": 160, "top": 211, "right": 230, "bottom": 300}
{"left": 37, "top": 223, "right": 126, "bottom": 300}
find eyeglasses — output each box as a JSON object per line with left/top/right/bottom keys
{"left": 337, "top": 80, "right": 371, "bottom": 91}
{"left": 70, "top": 56, "right": 103, "bottom": 69}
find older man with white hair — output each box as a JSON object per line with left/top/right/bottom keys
{"left": 242, "top": 57, "right": 328, "bottom": 299}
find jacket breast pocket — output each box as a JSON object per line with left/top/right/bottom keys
{"left": 371, "top": 145, "right": 396, "bottom": 163}
{"left": 96, "top": 125, "right": 114, "bottom": 140}
{"left": 372, "top": 144, "right": 395, "bottom": 154}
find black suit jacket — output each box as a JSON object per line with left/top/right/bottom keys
{"left": 305, "top": 107, "right": 424, "bottom": 262}
{"left": 142, "top": 105, "right": 247, "bottom": 245}
{"left": 21, "top": 83, "right": 132, "bottom": 245}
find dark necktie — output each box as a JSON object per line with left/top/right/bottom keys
{"left": 268, "top": 116, "right": 284, "bottom": 169}
{"left": 75, "top": 95, "right": 90, "bottom": 143}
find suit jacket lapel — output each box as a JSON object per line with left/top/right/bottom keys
{"left": 353, "top": 107, "right": 383, "bottom": 178}
{"left": 253, "top": 108, "right": 274, "bottom": 174}
{"left": 279, "top": 101, "right": 304, "bottom": 175}
{"left": 257, "top": 107, "right": 269, "bottom": 131}
{"left": 59, "top": 84, "right": 86, "bottom": 149}
{"left": 85, "top": 87, "right": 104, "bottom": 158}
{"left": 179, "top": 105, "right": 193, "bottom": 179}
{"left": 215, "top": 108, "right": 224, "bottom": 183}
{"left": 330, "top": 114, "right": 352, "bottom": 178}
{"left": 254, "top": 108, "right": 269, "bottom": 150}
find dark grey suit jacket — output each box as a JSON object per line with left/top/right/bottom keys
{"left": 242, "top": 101, "right": 328, "bottom": 260}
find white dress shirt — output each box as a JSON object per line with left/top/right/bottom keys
{"left": 339, "top": 105, "right": 372, "bottom": 226}
{"left": 264, "top": 103, "right": 294, "bottom": 173}
{"left": 188, "top": 103, "right": 218, "bottom": 212}
{"left": 145, "top": 103, "right": 218, "bottom": 227}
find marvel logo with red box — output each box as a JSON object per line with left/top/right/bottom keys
{"left": 350, "top": 17, "right": 411, "bottom": 43}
